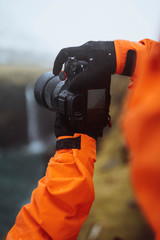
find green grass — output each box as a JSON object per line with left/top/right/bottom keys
{"left": 0, "top": 64, "right": 49, "bottom": 85}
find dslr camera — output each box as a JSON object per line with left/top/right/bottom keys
{"left": 34, "top": 57, "right": 111, "bottom": 131}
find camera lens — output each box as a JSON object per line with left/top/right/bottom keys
{"left": 34, "top": 72, "right": 62, "bottom": 111}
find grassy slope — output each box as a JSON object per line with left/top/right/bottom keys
{"left": 0, "top": 65, "right": 49, "bottom": 84}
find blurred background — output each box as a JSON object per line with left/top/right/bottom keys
{"left": 0, "top": 0, "right": 159, "bottom": 239}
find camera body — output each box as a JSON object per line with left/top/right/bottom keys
{"left": 34, "top": 57, "right": 111, "bottom": 131}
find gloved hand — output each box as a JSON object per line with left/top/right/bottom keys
{"left": 54, "top": 112, "right": 108, "bottom": 140}
{"left": 54, "top": 112, "right": 74, "bottom": 138}
{"left": 53, "top": 41, "right": 115, "bottom": 140}
{"left": 53, "top": 41, "right": 116, "bottom": 92}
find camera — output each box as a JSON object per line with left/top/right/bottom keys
{"left": 34, "top": 57, "right": 111, "bottom": 131}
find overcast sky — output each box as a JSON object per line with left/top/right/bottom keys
{"left": 0, "top": 0, "right": 159, "bottom": 56}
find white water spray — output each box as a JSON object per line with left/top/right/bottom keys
{"left": 25, "top": 84, "right": 46, "bottom": 154}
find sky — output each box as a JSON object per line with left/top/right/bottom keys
{"left": 0, "top": 0, "right": 160, "bottom": 57}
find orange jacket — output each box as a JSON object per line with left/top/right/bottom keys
{"left": 114, "top": 38, "right": 158, "bottom": 84}
{"left": 122, "top": 41, "right": 160, "bottom": 240}
{"left": 115, "top": 38, "right": 160, "bottom": 239}
{"left": 7, "top": 134, "right": 96, "bottom": 240}
{"left": 7, "top": 39, "right": 159, "bottom": 240}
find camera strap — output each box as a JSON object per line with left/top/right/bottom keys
{"left": 56, "top": 136, "right": 81, "bottom": 150}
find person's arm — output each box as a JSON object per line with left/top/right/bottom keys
{"left": 53, "top": 39, "right": 155, "bottom": 91}
{"left": 121, "top": 40, "right": 160, "bottom": 239}
{"left": 6, "top": 134, "right": 96, "bottom": 240}
{"left": 114, "top": 39, "right": 157, "bottom": 87}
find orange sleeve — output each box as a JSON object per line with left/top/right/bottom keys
{"left": 6, "top": 133, "right": 96, "bottom": 240}
{"left": 122, "top": 41, "right": 160, "bottom": 238}
{"left": 114, "top": 39, "right": 157, "bottom": 84}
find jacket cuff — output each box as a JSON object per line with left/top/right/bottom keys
{"left": 56, "top": 133, "right": 96, "bottom": 150}
{"left": 56, "top": 136, "right": 81, "bottom": 150}
{"left": 114, "top": 39, "right": 146, "bottom": 77}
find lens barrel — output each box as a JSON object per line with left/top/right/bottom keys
{"left": 34, "top": 72, "right": 61, "bottom": 111}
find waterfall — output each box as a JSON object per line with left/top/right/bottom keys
{"left": 25, "top": 85, "right": 39, "bottom": 142}
{"left": 25, "top": 84, "right": 46, "bottom": 154}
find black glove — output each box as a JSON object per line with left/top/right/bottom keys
{"left": 54, "top": 112, "right": 74, "bottom": 138}
{"left": 53, "top": 41, "right": 116, "bottom": 92}
{"left": 54, "top": 112, "right": 109, "bottom": 140}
